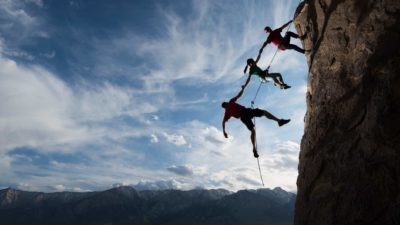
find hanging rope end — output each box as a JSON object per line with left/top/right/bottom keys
{"left": 256, "top": 158, "right": 265, "bottom": 187}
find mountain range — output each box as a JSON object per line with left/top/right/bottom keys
{"left": 0, "top": 186, "right": 295, "bottom": 225}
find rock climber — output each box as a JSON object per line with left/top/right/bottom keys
{"left": 258, "top": 20, "right": 306, "bottom": 57}
{"left": 243, "top": 58, "right": 291, "bottom": 89}
{"left": 221, "top": 85, "right": 290, "bottom": 158}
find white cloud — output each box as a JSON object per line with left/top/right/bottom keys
{"left": 0, "top": 0, "right": 35, "bottom": 26}
{"left": 265, "top": 141, "right": 300, "bottom": 171}
{"left": 48, "top": 184, "right": 91, "bottom": 192}
{"left": 157, "top": 119, "right": 301, "bottom": 192}
{"left": 74, "top": 82, "right": 155, "bottom": 122}
{"left": 178, "top": 121, "right": 230, "bottom": 152}
{"left": 5, "top": 144, "right": 153, "bottom": 192}
{"left": 2, "top": 49, "right": 34, "bottom": 60}
{"left": 0, "top": 153, "right": 13, "bottom": 183}
{"left": 16, "top": 183, "right": 34, "bottom": 191}
{"left": 133, "top": 179, "right": 190, "bottom": 191}
{"left": 71, "top": 187, "right": 92, "bottom": 192}
{"left": 236, "top": 174, "right": 263, "bottom": 186}
{"left": 150, "top": 134, "right": 159, "bottom": 143}
{"left": 53, "top": 184, "right": 66, "bottom": 191}
{"left": 163, "top": 132, "right": 187, "bottom": 146}
{"left": 0, "top": 56, "right": 84, "bottom": 151}
{"left": 0, "top": 50, "right": 160, "bottom": 153}
{"left": 0, "top": 0, "right": 46, "bottom": 41}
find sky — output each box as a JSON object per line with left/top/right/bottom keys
{"left": 0, "top": 0, "right": 308, "bottom": 193}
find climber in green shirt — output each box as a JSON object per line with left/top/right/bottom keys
{"left": 243, "top": 58, "right": 290, "bottom": 89}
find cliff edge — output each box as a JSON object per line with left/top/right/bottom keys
{"left": 294, "top": 0, "right": 400, "bottom": 224}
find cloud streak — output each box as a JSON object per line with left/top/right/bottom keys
{"left": 0, "top": 23, "right": 180, "bottom": 150}
{"left": 167, "top": 165, "right": 194, "bottom": 176}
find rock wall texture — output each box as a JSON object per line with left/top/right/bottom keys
{"left": 294, "top": 0, "right": 400, "bottom": 225}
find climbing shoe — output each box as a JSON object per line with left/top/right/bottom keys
{"left": 278, "top": 119, "right": 290, "bottom": 127}
{"left": 253, "top": 150, "right": 259, "bottom": 158}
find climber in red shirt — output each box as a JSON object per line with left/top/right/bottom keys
{"left": 221, "top": 85, "right": 290, "bottom": 158}
{"left": 258, "top": 20, "right": 305, "bottom": 57}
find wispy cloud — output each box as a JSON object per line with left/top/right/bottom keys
{"left": 0, "top": 53, "right": 167, "bottom": 155}
{"left": 0, "top": 0, "right": 35, "bottom": 26}
{"left": 163, "top": 132, "right": 187, "bottom": 146}
{"left": 86, "top": 0, "right": 303, "bottom": 85}
{"left": 40, "top": 51, "right": 55, "bottom": 59}
{"left": 0, "top": 0, "right": 47, "bottom": 52}
{"left": 150, "top": 134, "right": 159, "bottom": 143}
{"left": 25, "top": 0, "right": 43, "bottom": 7}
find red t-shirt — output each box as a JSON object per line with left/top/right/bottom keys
{"left": 223, "top": 99, "right": 244, "bottom": 122}
{"left": 267, "top": 28, "right": 283, "bottom": 46}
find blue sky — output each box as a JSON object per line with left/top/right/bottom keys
{"left": 0, "top": 0, "right": 307, "bottom": 192}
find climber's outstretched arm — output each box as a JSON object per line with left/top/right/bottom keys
{"left": 278, "top": 20, "right": 293, "bottom": 30}
{"left": 222, "top": 120, "right": 228, "bottom": 138}
{"left": 232, "top": 85, "right": 246, "bottom": 102}
{"left": 243, "top": 74, "right": 252, "bottom": 89}
{"left": 255, "top": 53, "right": 261, "bottom": 64}
{"left": 258, "top": 41, "right": 268, "bottom": 55}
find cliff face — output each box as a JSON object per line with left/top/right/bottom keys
{"left": 294, "top": 0, "right": 400, "bottom": 224}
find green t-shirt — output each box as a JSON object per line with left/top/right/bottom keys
{"left": 249, "top": 66, "right": 264, "bottom": 77}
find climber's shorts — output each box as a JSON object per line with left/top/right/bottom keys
{"left": 240, "top": 108, "right": 264, "bottom": 130}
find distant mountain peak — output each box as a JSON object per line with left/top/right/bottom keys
{"left": 0, "top": 187, "right": 22, "bottom": 207}
{"left": 272, "top": 187, "right": 286, "bottom": 193}
{"left": 109, "top": 185, "right": 136, "bottom": 192}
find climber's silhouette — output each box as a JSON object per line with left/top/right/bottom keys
{"left": 221, "top": 85, "right": 290, "bottom": 158}
{"left": 243, "top": 58, "right": 290, "bottom": 89}
{"left": 258, "top": 20, "right": 305, "bottom": 56}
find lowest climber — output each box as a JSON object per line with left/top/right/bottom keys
{"left": 258, "top": 20, "right": 306, "bottom": 56}
{"left": 243, "top": 58, "right": 290, "bottom": 89}
{"left": 221, "top": 85, "right": 290, "bottom": 158}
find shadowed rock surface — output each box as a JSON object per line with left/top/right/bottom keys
{"left": 294, "top": 0, "right": 400, "bottom": 224}
{"left": 0, "top": 187, "right": 295, "bottom": 225}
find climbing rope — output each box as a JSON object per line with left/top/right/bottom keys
{"left": 251, "top": 21, "right": 293, "bottom": 104}
{"left": 251, "top": 81, "right": 264, "bottom": 107}
{"left": 249, "top": 88, "right": 264, "bottom": 186}
{"left": 257, "top": 157, "right": 265, "bottom": 186}
{"left": 250, "top": 20, "right": 294, "bottom": 187}
{"left": 250, "top": 100, "right": 264, "bottom": 186}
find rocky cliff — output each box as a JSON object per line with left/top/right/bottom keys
{"left": 294, "top": 0, "right": 400, "bottom": 224}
